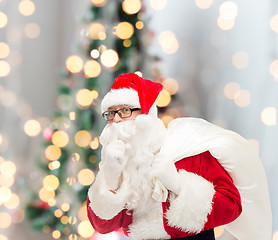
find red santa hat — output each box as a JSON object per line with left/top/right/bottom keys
{"left": 101, "top": 73, "right": 163, "bottom": 116}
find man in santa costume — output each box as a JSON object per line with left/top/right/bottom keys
{"left": 87, "top": 73, "right": 272, "bottom": 240}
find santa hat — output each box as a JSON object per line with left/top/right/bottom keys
{"left": 101, "top": 73, "right": 163, "bottom": 116}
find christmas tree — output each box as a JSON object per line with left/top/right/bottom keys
{"left": 25, "top": 0, "right": 149, "bottom": 239}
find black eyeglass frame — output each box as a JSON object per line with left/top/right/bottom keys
{"left": 102, "top": 107, "right": 141, "bottom": 121}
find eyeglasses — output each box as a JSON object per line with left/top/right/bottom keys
{"left": 102, "top": 107, "right": 141, "bottom": 121}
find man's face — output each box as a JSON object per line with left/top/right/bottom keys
{"left": 107, "top": 105, "right": 141, "bottom": 123}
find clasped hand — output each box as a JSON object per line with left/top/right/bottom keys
{"left": 151, "top": 156, "right": 180, "bottom": 195}
{"left": 101, "top": 140, "right": 127, "bottom": 191}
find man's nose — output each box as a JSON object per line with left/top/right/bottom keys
{"left": 112, "top": 113, "right": 122, "bottom": 123}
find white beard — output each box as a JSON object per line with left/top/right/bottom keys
{"left": 99, "top": 115, "right": 167, "bottom": 210}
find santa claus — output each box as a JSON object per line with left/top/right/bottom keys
{"left": 87, "top": 73, "right": 272, "bottom": 240}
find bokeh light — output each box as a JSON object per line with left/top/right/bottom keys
{"left": 66, "top": 55, "right": 83, "bottom": 74}
{"left": 90, "top": 49, "right": 100, "bottom": 59}
{"left": 61, "top": 202, "right": 70, "bottom": 212}
{"left": 234, "top": 89, "right": 251, "bottom": 107}
{"left": 43, "top": 175, "right": 60, "bottom": 191}
{"left": 0, "top": 212, "right": 12, "bottom": 229}
{"left": 149, "top": 0, "right": 167, "bottom": 11}
{"left": 74, "top": 130, "right": 92, "bottom": 148}
{"left": 91, "top": 0, "right": 106, "bottom": 7}
{"left": 4, "top": 193, "right": 20, "bottom": 209}
{"left": 84, "top": 60, "right": 101, "bottom": 78}
{"left": 76, "top": 88, "right": 94, "bottom": 107}
{"left": 52, "top": 230, "right": 61, "bottom": 239}
{"left": 0, "top": 42, "right": 10, "bottom": 58}
{"left": 39, "top": 187, "right": 55, "bottom": 202}
{"left": 100, "top": 49, "right": 119, "bottom": 68}
{"left": 25, "top": 23, "right": 40, "bottom": 39}
{"left": 156, "top": 89, "right": 171, "bottom": 107}
{"left": 232, "top": 51, "right": 249, "bottom": 69}
{"left": 51, "top": 130, "right": 69, "bottom": 148}
{"left": 45, "top": 145, "right": 62, "bottom": 161}
{"left": 0, "top": 12, "right": 8, "bottom": 28}
{"left": 24, "top": 119, "right": 41, "bottom": 137}
{"left": 217, "top": 16, "right": 235, "bottom": 30}
{"left": 122, "top": 0, "right": 141, "bottom": 15}
{"left": 158, "top": 31, "right": 179, "bottom": 54}
{"left": 224, "top": 82, "right": 240, "bottom": 99}
{"left": 114, "top": 22, "right": 134, "bottom": 39}
{"left": 261, "top": 107, "right": 277, "bottom": 126}
{"left": 1, "top": 90, "right": 17, "bottom": 107}
{"left": 0, "top": 234, "right": 8, "bottom": 240}
{"left": 270, "top": 15, "right": 278, "bottom": 33}
{"left": 219, "top": 1, "right": 238, "bottom": 20}
{"left": 88, "top": 23, "right": 106, "bottom": 40}
{"left": 78, "top": 220, "right": 95, "bottom": 238}
{"left": 0, "top": 61, "right": 11, "bottom": 77}
{"left": 0, "top": 161, "right": 16, "bottom": 177}
{"left": 78, "top": 168, "right": 95, "bottom": 186}
{"left": 273, "top": 230, "right": 278, "bottom": 240}
{"left": 0, "top": 186, "right": 12, "bottom": 203}
{"left": 195, "top": 0, "right": 213, "bottom": 9}
{"left": 162, "top": 78, "right": 179, "bottom": 95}
{"left": 18, "top": 0, "right": 36, "bottom": 16}
{"left": 269, "top": 59, "right": 278, "bottom": 81}
{"left": 135, "top": 21, "right": 144, "bottom": 30}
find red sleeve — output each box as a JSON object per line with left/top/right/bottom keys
{"left": 87, "top": 196, "right": 132, "bottom": 235}
{"left": 175, "top": 151, "right": 242, "bottom": 229}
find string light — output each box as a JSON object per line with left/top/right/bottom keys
{"left": 74, "top": 130, "right": 92, "bottom": 148}
{"left": 77, "top": 168, "right": 95, "bottom": 186}
{"left": 88, "top": 23, "right": 106, "bottom": 40}
{"left": 234, "top": 89, "right": 251, "bottom": 107}
{"left": 270, "top": 15, "right": 278, "bottom": 33}
{"left": 122, "top": 0, "right": 141, "bottom": 15}
{"left": 0, "top": 42, "right": 10, "bottom": 58}
{"left": 261, "top": 107, "right": 277, "bottom": 126}
{"left": 114, "top": 22, "right": 134, "bottom": 39}
{"left": 51, "top": 130, "right": 69, "bottom": 148}
{"left": 156, "top": 89, "right": 171, "bottom": 107}
{"left": 77, "top": 220, "right": 95, "bottom": 238}
{"left": 75, "top": 88, "right": 94, "bottom": 107}
{"left": 84, "top": 60, "right": 101, "bottom": 78}
{"left": 24, "top": 119, "right": 41, "bottom": 137}
{"left": 219, "top": 1, "right": 238, "bottom": 20}
{"left": 0, "top": 60, "right": 11, "bottom": 77}
{"left": 100, "top": 49, "right": 119, "bottom": 68}
{"left": 66, "top": 55, "right": 83, "bottom": 73}
{"left": 45, "top": 145, "right": 62, "bottom": 161}
{"left": 90, "top": 0, "right": 106, "bottom": 7}
{"left": 0, "top": 12, "right": 8, "bottom": 28}
{"left": 158, "top": 31, "right": 179, "bottom": 54}
{"left": 232, "top": 51, "right": 249, "bottom": 69}
{"left": 24, "top": 23, "right": 40, "bottom": 39}
{"left": 149, "top": 0, "right": 167, "bottom": 11}
{"left": 224, "top": 82, "right": 240, "bottom": 99}
{"left": 217, "top": 16, "right": 235, "bottom": 30}
{"left": 18, "top": 0, "right": 36, "bottom": 16}
{"left": 195, "top": 0, "right": 213, "bottom": 9}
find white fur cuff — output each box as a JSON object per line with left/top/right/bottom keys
{"left": 165, "top": 170, "right": 215, "bottom": 234}
{"left": 87, "top": 170, "right": 129, "bottom": 220}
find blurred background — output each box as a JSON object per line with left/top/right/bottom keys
{"left": 0, "top": 0, "right": 277, "bottom": 239}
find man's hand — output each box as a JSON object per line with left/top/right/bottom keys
{"left": 151, "top": 157, "right": 180, "bottom": 195}
{"left": 101, "top": 140, "right": 127, "bottom": 191}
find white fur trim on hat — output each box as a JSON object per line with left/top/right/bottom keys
{"left": 101, "top": 88, "right": 140, "bottom": 113}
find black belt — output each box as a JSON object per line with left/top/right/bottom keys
{"left": 172, "top": 229, "right": 215, "bottom": 240}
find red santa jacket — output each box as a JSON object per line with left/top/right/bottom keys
{"left": 87, "top": 151, "right": 242, "bottom": 239}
